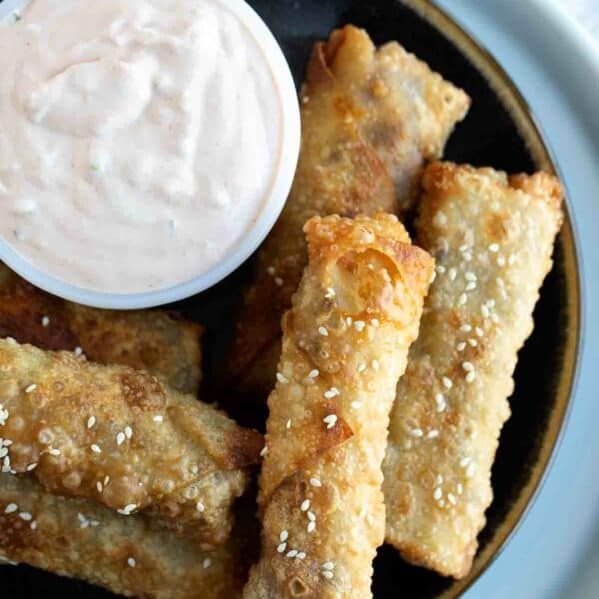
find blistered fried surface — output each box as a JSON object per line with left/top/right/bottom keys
{"left": 0, "top": 475, "right": 249, "bottom": 599}
{"left": 244, "top": 215, "right": 434, "bottom": 598}
{"left": 0, "top": 339, "right": 262, "bottom": 545}
{"left": 0, "top": 265, "right": 202, "bottom": 394}
{"left": 383, "top": 163, "right": 563, "bottom": 578}
{"left": 227, "top": 25, "right": 469, "bottom": 399}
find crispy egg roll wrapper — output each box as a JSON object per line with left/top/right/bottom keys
{"left": 228, "top": 25, "right": 469, "bottom": 398}
{"left": 0, "top": 475, "right": 250, "bottom": 599}
{"left": 244, "top": 215, "right": 434, "bottom": 598}
{"left": 0, "top": 339, "right": 263, "bottom": 545}
{"left": 383, "top": 163, "right": 564, "bottom": 578}
{"left": 0, "top": 263, "right": 202, "bottom": 394}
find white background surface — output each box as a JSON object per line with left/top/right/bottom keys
{"left": 567, "top": 0, "right": 599, "bottom": 40}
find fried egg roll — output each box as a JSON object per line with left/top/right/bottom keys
{"left": 0, "top": 475, "right": 249, "bottom": 599}
{"left": 244, "top": 215, "right": 434, "bottom": 598}
{"left": 227, "top": 25, "right": 469, "bottom": 399}
{"left": 383, "top": 163, "right": 564, "bottom": 578}
{"left": 0, "top": 339, "right": 263, "bottom": 546}
{"left": 0, "top": 263, "right": 202, "bottom": 394}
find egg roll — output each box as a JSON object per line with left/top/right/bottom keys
{"left": 0, "top": 338, "right": 263, "bottom": 546}
{"left": 244, "top": 214, "right": 434, "bottom": 598}
{"left": 383, "top": 163, "right": 564, "bottom": 578}
{"left": 0, "top": 263, "right": 202, "bottom": 394}
{"left": 227, "top": 25, "right": 470, "bottom": 399}
{"left": 0, "top": 475, "right": 249, "bottom": 599}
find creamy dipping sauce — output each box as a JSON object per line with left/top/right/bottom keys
{"left": 0, "top": 0, "right": 283, "bottom": 293}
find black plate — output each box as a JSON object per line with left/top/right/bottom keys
{"left": 1, "top": 1, "right": 578, "bottom": 598}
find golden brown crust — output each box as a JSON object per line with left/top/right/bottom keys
{"left": 0, "top": 339, "right": 262, "bottom": 546}
{"left": 383, "top": 162, "right": 563, "bottom": 578}
{"left": 244, "top": 215, "right": 434, "bottom": 598}
{"left": 0, "top": 264, "right": 203, "bottom": 394}
{"left": 227, "top": 25, "right": 469, "bottom": 400}
{"left": 0, "top": 475, "right": 249, "bottom": 599}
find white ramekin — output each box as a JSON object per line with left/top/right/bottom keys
{"left": 0, "top": 0, "right": 300, "bottom": 309}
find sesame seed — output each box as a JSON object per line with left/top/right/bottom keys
{"left": 427, "top": 430, "right": 439, "bottom": 439}
{"left": 318, "top": 326, "right": 328, "bottom": 337}
{"left": 448, "top": 268, "right": 457, "bottom": 281}
{"left": 30, "top": 521, "right": 38, "bottom": 530}
{"left": 508, "top": 253, "right": 516, "bottom": 265}
{"left": 300, "top": 500, "right": 310, "bottom": 512}
{"left": 437, "top": 264, "right": 446, "bottom": 274}
{"left": 497, "top": 255, "right": 506, "bottom": 266}
{"left": 96, "top": 481, "right": 103, "bottom": 492}
{"left": 466, "top": 282, "right": 477, "bottom": 291}
{"left": 468, "top": 338, "right": 478, "bottom": 347}
{"left": 475, "top": 327, "right": 484, "bottom": 337}
{"left": 351, "top": 401, "right": 362, "bottom": 410}
{"left": 48, "top": 448, "right": 60, "bottom": 456}
{"left": 4, "top": 503, "right": 18, "bottom": 514}
{"left": 308, "top": 369, "right": 319, "bottom": 379}
{"left": 448, "top": 493, "right": 457, "bottom": 505}
{"left": 116, "top": 432, "right": 125, "bottom": 446}
{"left": 153, "top": 415, "right": 164, "bottom": 423}
{"left": 87, "top": 416, "right": 96, "bottom": 429}
{"left": 276, "top": 372, "right": 289, "bottom": 384}
{"left": 354, "top": 320, "right": 365, "bottom": 332}
{"left": 457, "top": 342, "right": 466, "bottom": 351}
{"left": 307, "top": 521, "right": 316, "bottom": 533}
{"left": 286, "top": 550, "right": 298, "bottom": 558}
{"left": 309, "top": 478, "right": 321, "bottom": 487}
{"left": 323, "top": 415, "right": 337, "bottom": 429}
{"left": 19, "top": 512, "right": 32, "bottom": 521}
{"left": 462, "top": 362, "right": 474, "bottom": 372}
{"left": 466, "top": 371, "right": 476, "bottom": 384}
{"left": 202, "top": 558, "right": 212, "bottom": 569}
{"left": 25, "top": 384, "right": 37, "bottom": 393}
{"left": 458, "top": 293, "right": 467, "bottom": 305}
{"left": 433, "top": 211, "right": 447, "bottom": 226}
{"left": 260, "top": 445, "right": 268, "bottom": 457}
{"left": 26, "top": 463, "right": 37, "bottom": 471}
{"left": 459, "top": 244, "right": 469, "bottom": 253}
{"left": 322, "top": 571, "right": 334, "bottom": 580}
{"left": 274, "top": 277, "right": 283, "bottom": 287}
{"left": 371, "top": 318, "right": 380, "bottom": 327}
{"left": 466, "top": 463, "right": 476, "bottom": 477}
{"left": 323, "top": 387, "right": 340, "bottom": 399}
{"left": 463, "top": 251, "right": 472, "bottom": 261}
{"left": 74, "top": 346, "right": 83, "bottom": 356}
{"left": 460, "top": 324, "right": 472, "bottom": 332}
{"left": 435, "top": 393, "right": 446, "bottom": 412}
{"left": 325, "top": 287, "right": 336, "bottom": 299}
{"left": 124, "top": 426, "right": 132, "bottom": 439}
{"left": 457, "top": 483, "right": 464, "bottom": 494}
{"left": 442, "top": 377, "right": 453, "bottom": 389}
{"left": 322, "top": 562, "right": 335, "bottom": 570}
{"left": 127, "top": 557, "right": 136, "bottom": 568}
{"left": 372, "top": 359, "right": 380, "bottom": 371}
{"left": 436, "top": 474, "right": 444, "bottom": 485}
{"left": 465, "top": 272, "right": 477, "bottom": 281}
{"left": 196, "top": 501, "right": 204, "bottom": 513}
{"left": 297, "top": 552, "right": 306, "bottom": 560}
{"left": 277, "top": 543, "right": 287, "bottom": 553}
{"left": 489, "top": 243, "right": 499, "bottom": 252}
{"left": 266, "top": 266, "right": 275, "bottom": 276}
{"left": 433, "top": 488, "right": 442, "bottom": 500}
{"left": 357, "top": 363, "right": 366, "bottom": 373}
{"left": 118, "top": 504, "right": 137, "bottom": 516}
{"left": 410, "top": 428, "right": 423, "bottom": 438}
{"left": 307, "top": 511, "right": 316, "bottom": 522}
{"left": 481, "top": 305, "right": 490, "bottom": 318}
{"left": 41, "top": 316, "right": 50, "bottom": 327}
{"left": 280, "top": 530, "right": 288, "bottom": 542}
{"left": 286, "top": 419, "right": 292, "bottom": 430}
